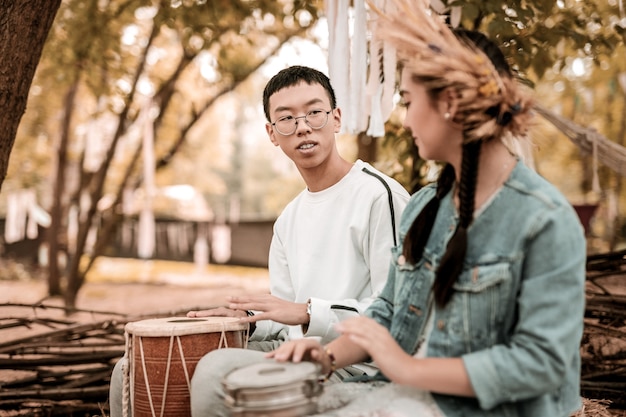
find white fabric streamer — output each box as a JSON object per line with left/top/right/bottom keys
{"left": 326, "top": 0, "right": 352, "bottom": 133}
{"left": 25, "top": 190, "right": 38, "bottom": 240}
{"left": 327, "top": 0, "right": 398, "bottom": 137}
{"left": 137, "top": 101, "right": 156, "bottom": 259}
{"left": 4, "top": 190, "right": 50, "bottom": 244}
{"left": 211, "top": 224, "right": 232, "bottom": 264}
{"left": 4, "top": 192, "right": 20, "bottom": 244}
{"left": 193, "top": 225, "right": 209, "bottom": 274}
{"left": 349, "top": 0, "right": 369, "bottom": 133}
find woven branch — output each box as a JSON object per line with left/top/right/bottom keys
{"left": 534, "top": 104, "right": 626, "bottom": 178}
{"left": 0, "top": 350, "right": 124, "bottom": 368}
{"left": 0, "top": 385, "right": 109, "bottom": 401}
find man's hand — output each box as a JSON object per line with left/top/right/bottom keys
{"left": 226, "top": 294, "right": 309, "bottom": 326}
{"left": 186, "top": 307, "right": 247, "bottom": 319}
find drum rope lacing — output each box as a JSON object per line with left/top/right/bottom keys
{"left": 135, "top": 321, "right": 235, "bottom": 417}
{"left": 124, "top": 318, "right": 249, "bottom": 416}
{"left": 138, "top": 335, "right": 158, "bottom": 417}
{"left": 122, "top": 331, "right": 131, "bottom": 417}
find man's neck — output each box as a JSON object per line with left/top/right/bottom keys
{"left": 300, "top": 158, "right": 353, "bottom": 192}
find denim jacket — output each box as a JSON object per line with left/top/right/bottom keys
{"left": 365, "top": 160, "right": 586, "bottom": 417}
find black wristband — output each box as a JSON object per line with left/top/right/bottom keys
{"left": 246, "top": 310, "right": 256, "bottom": 336}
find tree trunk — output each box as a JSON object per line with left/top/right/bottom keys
{"left": 610, "top": 91, "right": 626, "bottom": 250}
{"left": 0, "top": 0, "right": 61, "bottom": 192}
{"left": 63, "top": 23, "right": 159, "bottom": 309}
{"left": 48, "top": 78, "right": 80, "bottom": 296}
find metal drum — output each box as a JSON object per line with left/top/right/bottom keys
{"left": 223, "top": 361, "right": 323, "bottom": 417}
{"left": 124, "top": 316, "right": 248, "bottom": 417}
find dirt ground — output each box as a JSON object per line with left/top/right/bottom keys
{"left": 0, "top": 260, "right": 271, "bottom": 350}
{"left": 1, "top": 260, "right": 270, "bottom": 315}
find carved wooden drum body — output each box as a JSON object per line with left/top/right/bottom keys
{"left": 124, "top": 316, "right": 248, "bottom": 417}
{"left": 222, "top": 361, "right": 323, "bottom": 417}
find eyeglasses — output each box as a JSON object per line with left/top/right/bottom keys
{"left": 270, "top": 109, "right": 332, "bottom": 136}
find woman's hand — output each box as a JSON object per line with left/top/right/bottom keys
{"left": 266, "top": 338, "right": 333, "bottom": 375}
{"left": 336, "top": 316, "right": 412, "bottom": 382}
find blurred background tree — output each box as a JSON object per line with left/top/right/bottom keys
{"left": 1, "top": 0, "right": 625, "bottom": 307}
{"left": 3, "top": 0, "right": 322, "bottom": 307}
{"left": 375, "top": 0, "right": 626, "bottom": 252}
{"left": 0, "top": 0, "right": 61, "bottom": 192}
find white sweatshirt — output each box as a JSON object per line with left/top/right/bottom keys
{"left": 251, "top": 160, "right": 410, "bottom": 345}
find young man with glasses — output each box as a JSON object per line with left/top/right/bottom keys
{"left": 189, "top": 65, "right": 409, "bottom": 350}
{"left": 185, "top": 65, "right": 409, "bottom": 416}
{"left": 108, "top": 65, "right": 409, "bottom": 417}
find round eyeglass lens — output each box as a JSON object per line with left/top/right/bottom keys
{"left": 273, "top": 110, "right": 331, "bottom": 135}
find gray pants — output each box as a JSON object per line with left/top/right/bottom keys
{"left": 189, "top": 347, "right": 388, "bottom": 417}
{"left": 191, "top": 348, "right": 278, "bottom": 416}
{"left": 108, "top": 339, "right": 388, "bottom": 417}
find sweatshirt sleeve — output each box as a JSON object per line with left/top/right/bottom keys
{"left": 305, "top": 188, "right": 409, "bottom": 344}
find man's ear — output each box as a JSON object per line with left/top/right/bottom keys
{"left": 332, "top": 107, "right": 342, "bottom": 133}
{"left": 266, "top": 123, "right": 280, "bottom": 146}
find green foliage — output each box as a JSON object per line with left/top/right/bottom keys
{"left": 4, "top": 0, "right": 323, "bottom": 306}
{"left": 377, "top": 0, "right": 625, "bottom": 195}
{"left": 447, "top": 0, "right": 624, "bottom": 81}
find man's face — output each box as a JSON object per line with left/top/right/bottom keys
{"left": 265, "top": 81, "right": 341, "bottom": 170}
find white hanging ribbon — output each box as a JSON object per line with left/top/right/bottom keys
{"left": 137, "top": 101, "right": 156, "bottom": 259}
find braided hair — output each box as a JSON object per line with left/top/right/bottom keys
{"left": 408, "top": 30, "right": 515, "bottom": 307}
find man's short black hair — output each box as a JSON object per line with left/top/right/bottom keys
{"left": 262, "top": 65, "right": 337, "bottom": 122}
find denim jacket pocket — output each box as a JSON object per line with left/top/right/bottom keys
{"left": 447, "top": 262, "right": 513, "bottom": 351}
{"left": 391, "top": 246, "right": 434, "bottom": 294}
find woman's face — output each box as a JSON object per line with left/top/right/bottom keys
{"left": 399, "top": 70, "right": 462, "bottom": 163}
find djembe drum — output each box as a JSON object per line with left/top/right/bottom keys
{"left": 123, "top": 316, "right": 248, "bottom": 417}
{"left": 222, "top": 361, "right": 323, "bottom": 417}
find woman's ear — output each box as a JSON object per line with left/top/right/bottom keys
{"left": 441, "top": 88, "right": 460, "bottom": 120}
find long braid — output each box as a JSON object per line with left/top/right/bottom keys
{"left": 433, "top": 141, "right": 482, "bottom": 306}
{"left": 370, "top": 0, "right": 534, "bottom": 307}
{"left": 402, "top": 164, "right": 455, "bottom": 264}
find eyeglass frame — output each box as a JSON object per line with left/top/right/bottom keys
{"left": 270, "top": 109, "right": 333, "bottom": 136}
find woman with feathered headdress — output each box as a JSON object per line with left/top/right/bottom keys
{"left": 267, "top": 1, "right": 587, "bottom": 416}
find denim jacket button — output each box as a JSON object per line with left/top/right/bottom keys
{"left": 397, "top": 255, "right": 406, "bottom": 266}
{"left": 437, "top": 319, "right": 445, "bottom": 330}
{"left": 409, "top": 305, "right": 423, "bottom": 316}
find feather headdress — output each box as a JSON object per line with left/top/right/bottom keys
{"left": 368, "top": 0, "right": 533, "bottom": 142}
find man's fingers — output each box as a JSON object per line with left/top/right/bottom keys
{"left": 186, "top": 307, "right": 246, "bottom": 318}
{"left": 228, "top": 302, "right": 249, "bottom": 311}
{"left": 237, "top": 313, "right": 262, "bottom": 323}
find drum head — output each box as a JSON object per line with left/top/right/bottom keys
{"left": 125, "top": 316, "right": 248, "bottom": 336}
{"left": 223, "top": 362, "right": 322, "bottom": 414}
{"left": 224, "top": 362, "right": 320, "bottom": 389}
